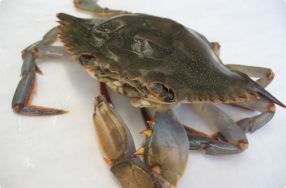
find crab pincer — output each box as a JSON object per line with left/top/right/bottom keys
{"left": 143, "top": 110, "right": 189, "bottom": 187}
{"left": 93, "top": 96, "right": 189, "bottom": 188}
{"left": 93, "top": 96, "right": 156, "bottom": 187}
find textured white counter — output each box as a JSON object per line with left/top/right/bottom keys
{"left": 0, "top": 0, "right": 286, "bottom": 187}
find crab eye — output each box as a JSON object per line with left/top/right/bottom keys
{"left": 149, "top": 82, "right": 175, "bottom": 103}
{"left": 79, "top": 54, "right": 96, "bottom": 65}
{"left": 164, "top": 89, "right": 175, "bottom": 102}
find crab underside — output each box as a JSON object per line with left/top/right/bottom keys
{"left": 12, "top": 0, "right": 285, "bottom": 187}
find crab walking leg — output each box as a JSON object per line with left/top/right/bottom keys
{"left": 184, "top": 126, "right": 242, "bottom": 155}
{"left": 237, "top": 107, "right": 275, "bottom": 133}
{"left": 225, "top": 64, "right": 276, "bottom": 133}
{"left": 142, "top": 106, "right": 226, "bottom": 176}
{"left": 209, "top": 42, "right": 274, "bottom": 88}
{"left": 192, "top": 103, "right": 248, "bottom": 151}
{"left": 232, "top": 96, "right": 275, "bottom": 133}
{"left": 73, "top": 0, "right": 129, "bottom": 17}
{"left": 209, "top": 43, "right": 274, "bottom": 87}
{"left": 12, "top": 27, "right": 68, "bottom": 115}
{"left": 141, "top": 107, "right": 240, "bottom": 155}
{"left": 226, "top": 64, "right": 274, "bottom": 88}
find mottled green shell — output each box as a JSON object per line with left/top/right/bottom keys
{"left": 58, "top": 13, "right": 282, "bottom": 105}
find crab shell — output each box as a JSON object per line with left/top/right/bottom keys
{"left": 57, "top": 13, "right": 284, "bottom": 108}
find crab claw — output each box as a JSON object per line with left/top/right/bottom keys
{"left": 93, "top": 96, "right": 171, "bottom": 187}
{"left": 144, "top": 110, "right": 189, "bottom": 187}
{"left": 93, "top": 95, "right": 136, "bottom": 163}
{"left": 111, "top": 157, "right": 171, "bottom": 188}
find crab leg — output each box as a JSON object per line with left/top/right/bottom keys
{"left": 210, "top": 42, "right": 274, "bottom": 88}
{"left": 208, "top": 42, "right": 278, "bottom": 133}
{"left": 225, "top": 64, "right": 276, "bottom": 133}
{"left": 226, "top": 64, "right": 274, "bottom": 88}
{"left": 185, "top": 126, "right": 243, "bottom": 155}
{"left": 192, "top": 103, "right": 248, "bottom": 154}
{"left": 210, "top": 43, "right": 274, "bottom": 87}
{"left": 141, "top": 101, "right": 242, "bottom": 155}
{"left": 236, "top": 106, "right": 275, "bottom": 133}
{"left": 73, "top": 0, "right": 129, "bottom": 17}
{"left": 229, "top": 97, "right": 275, "bottom": 133}
{"left": 12, "top": 27, "right": 68, "bottom": 115}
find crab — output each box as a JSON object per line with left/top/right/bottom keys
{"left": 12, "top": 0, "right": 285, "bottom": 187}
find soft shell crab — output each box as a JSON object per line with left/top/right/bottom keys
{"left": 12, "top": 0, "right": 285, "bottom": 187}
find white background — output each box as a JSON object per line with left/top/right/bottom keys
{"left": 0, "top": 0, "right": 286, "bottom": 188}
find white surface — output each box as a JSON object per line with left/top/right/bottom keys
{"left": 0, "top": 0, "right": 286, "bottom": 188}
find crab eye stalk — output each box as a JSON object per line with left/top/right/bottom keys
{"left": 79, "top": 54, "right": 96, "bottom": 65}
{"left": 149, "top": 82, "right": 175, "bottom": 103}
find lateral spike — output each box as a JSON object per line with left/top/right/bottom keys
{"left": 139, "top": 129, "right": 153, "bottom": 136}
{"left": 133, "top": 147, "right": 145, "bottom": 157}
